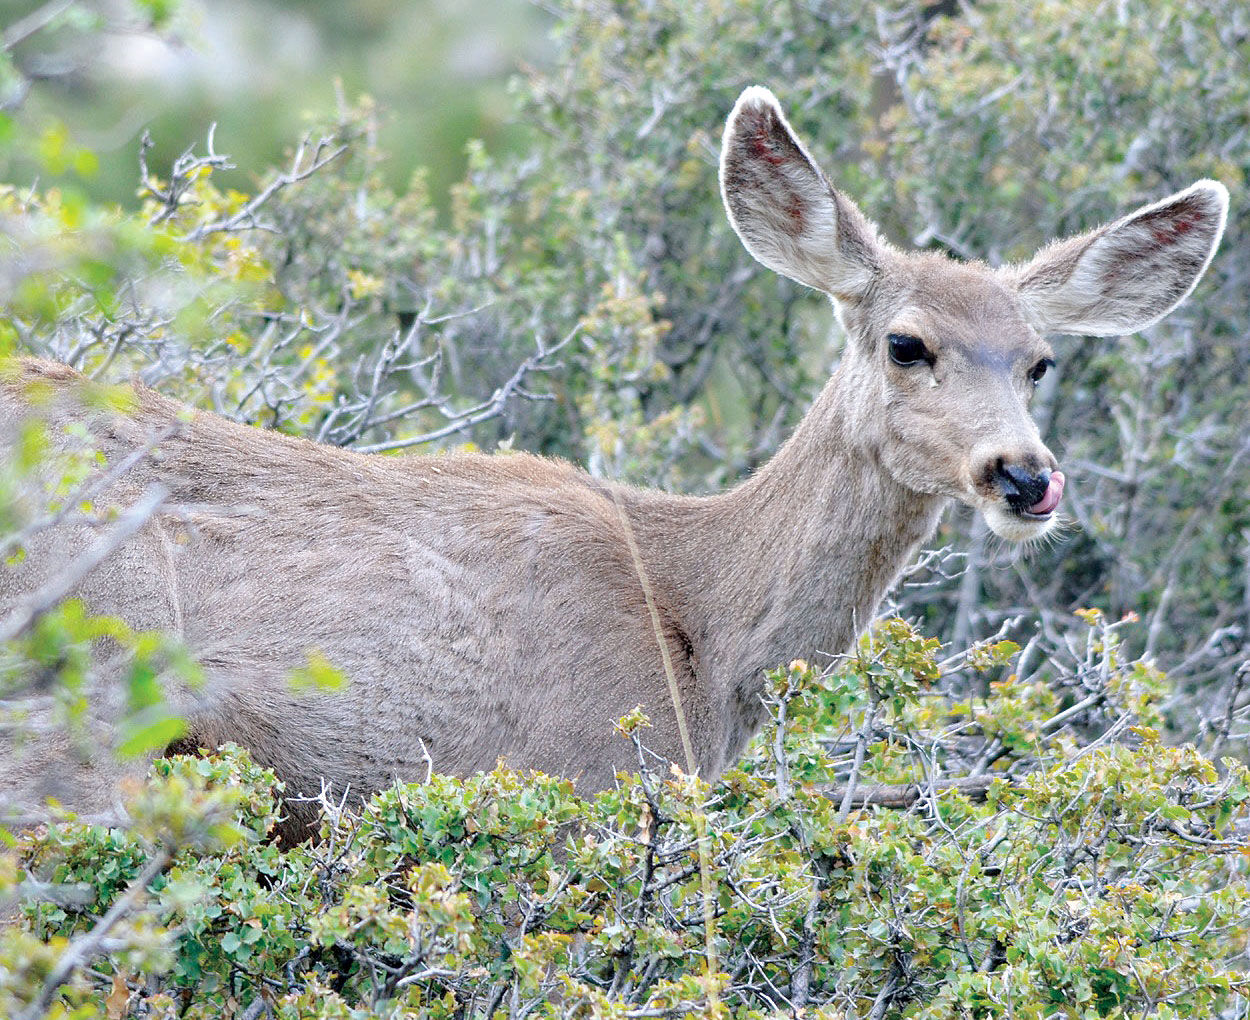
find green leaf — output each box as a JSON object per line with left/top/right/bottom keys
{"left": 116, "top": 711, "right": 187, "bottom": 758}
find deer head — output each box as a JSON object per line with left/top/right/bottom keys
{"left": 720, "top": 86, "right": 1228, "bottom": 542}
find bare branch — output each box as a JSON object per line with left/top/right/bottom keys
{"left": 355, "top": 325, "right": 580, "bottom": 454}
{"left": 823, "top": 774, "right": 1002, "bottom": 811}
{"left": 15, "top": 846, "right": 173, "bottom": 1020}
{"left": 0, "top": 485, "right": 167, "bottom": 642}
{"left": 2, "top": 0, "right": 76, "bottom": 53}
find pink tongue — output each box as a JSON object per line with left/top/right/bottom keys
{"left": 1028, "top": 470, "right": 1065, "bottom": 516}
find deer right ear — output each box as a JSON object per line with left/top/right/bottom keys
{"left": 720, "top": 86, "right": 883, "bottom": 301}
{"left": 1015, "top": 180, "right": 1229, "bottom": 336}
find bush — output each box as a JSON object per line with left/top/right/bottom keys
{"left": 3, "top": 617, "right": 1248, "bottom": 1018}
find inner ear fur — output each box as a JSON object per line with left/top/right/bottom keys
{"left": 719, "top": 86, "right": 883, "bottom": 300}
{"left": 1014, "top": 180, "right": 1228, "bottom": 337}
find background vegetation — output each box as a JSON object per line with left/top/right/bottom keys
{"left": 0, "top": 0, "right": 1247, "bottom": 1016}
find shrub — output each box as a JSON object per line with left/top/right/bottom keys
{"left": 3, "top": 617, "right": 1248, "bottom": 1018}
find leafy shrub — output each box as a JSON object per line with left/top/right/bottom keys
{"left": 3, "top": 618, "right": 1248, "bottom": 1018}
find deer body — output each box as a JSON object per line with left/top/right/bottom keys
{"left": 2, "top": 357, "right": 942, "bottom": 824}
{"left": 0, "top": 88, "right": 1227, "bottom": 837}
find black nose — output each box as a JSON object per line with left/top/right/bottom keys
{"left": 994, "top": 461, "right": 1051, "bottom": 512}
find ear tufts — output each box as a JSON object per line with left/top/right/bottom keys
{"left": 729, "top": 85, "right": 786, "bottom": 122}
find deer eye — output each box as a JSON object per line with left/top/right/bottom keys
{"left": 1029, "top": 357, "right": 1055, "bottom": 385}
{"left": 887, "top": 334, "right": 932, "bottom": 367}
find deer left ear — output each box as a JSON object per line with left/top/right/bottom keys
{"left": 1014, "top": 180, "right": 1228, "bottom": 336}
{"left": 719, "top": 86, "right": 884, "bottom": 301}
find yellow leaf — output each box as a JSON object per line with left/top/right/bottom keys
{"left": 347, "top": 269, "right": 384, "bottom": 300}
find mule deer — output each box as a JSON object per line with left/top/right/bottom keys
{"left": 0, "top": 87, "right": 1228, "bottom": 839}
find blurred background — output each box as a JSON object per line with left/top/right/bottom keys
{"left": 1, "top": 0, "right": 551, "bottom": 211}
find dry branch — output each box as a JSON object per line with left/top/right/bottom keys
{"left": 822, "top": 774, "right": 1002, "bottom": 810}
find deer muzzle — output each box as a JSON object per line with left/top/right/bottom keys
{"left": 995, "top": 463, "right": 1064, "bottom": 518}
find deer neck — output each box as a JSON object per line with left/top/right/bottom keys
{"left": 627, "top": 362, "right": 946, "bottom": 744}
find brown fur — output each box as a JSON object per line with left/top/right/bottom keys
{"left": 0, "top": 88, "right": 1226, "bottom": 840}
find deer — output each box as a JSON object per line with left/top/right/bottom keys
{"left": 0, "top": 87, "right": 1228, "bottom": 841}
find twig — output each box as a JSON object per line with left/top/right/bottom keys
{"left": 0, "top": 423, "right": 180, "bottom": 561}
{"left": 867, "top": 955, "right": 904, "bottom": 1020}
{"left": 0, "top": 877, "right": 94, "bottom": 913}
{"left": 239, "top": 998, "right": 270, "bottom": 1020}
{"left": 788, "top": 878, "right": 821, "bottom": 1008}
{"left": 837, "top": 702, "right": 874, "bottom": 823}
{"left": 610, "top": 482, "right": 721, "bottom": 1015}
{"left": 0, "top": 485, "right": 167, "bottom": 642}
{"left": 2, "top": 0, "right": 75, "bottom": 52}
{"left": 16, "top": 846, "right": 173, "bottom": 1020}
{"left": 181, "top": 135, "right": 348, "bottom": 241}
{"left": 355, "top": 325, "right": 579, "bottom": 454}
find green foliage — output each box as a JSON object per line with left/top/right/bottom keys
{"left": 3, "top": 619, "right": 1248, "bottom": 1018}
{"left": 5, "top": 598, "right": 197, "bottom": 759}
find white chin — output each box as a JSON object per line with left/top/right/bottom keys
{"left": 982, "top": 503, "right": 1057, "bottom": 543}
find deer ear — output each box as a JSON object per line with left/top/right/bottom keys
{"left": 720, "top": 86, "right": 883, "bottom": 301}
{"left": 1015, "top": 181, "right": 1228, "bottom": 336}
